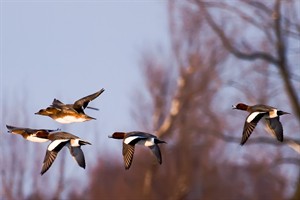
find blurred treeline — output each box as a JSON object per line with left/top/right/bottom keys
{"left": 1, "top": 1, "right": 300, "bottom": 200}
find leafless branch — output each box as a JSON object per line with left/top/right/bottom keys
{"left": 271, "top": 157, "right": 300, "bottom": 167}
{"left": 245, "top": 0, "right": 300, "bottom": 39}
{"left": 196, "top": 1, "right": 279, "bottom": 65}
{"left": 215, "top": 133, "right": 300, "bottom": 147}
{"left": 197, "top": 0, "right": 300, "bottom": 121}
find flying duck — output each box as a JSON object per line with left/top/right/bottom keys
{"left": 6, "top": 125, "right": 59, "bottom": 143}
{"left": 232, "top": 103, "right": 290, "bottom": 145}
{"left": 109, "top": 131, "right": 166, "bottom": 170}
{"left": 40, "top": 132, "right": 91, "bottom": 175}
{"left": 35, "top": 88, "right": 104, "bottom": 123}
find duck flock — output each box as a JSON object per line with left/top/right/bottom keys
{"left": 6, "top": 88, "right": 289, "bottom": 175}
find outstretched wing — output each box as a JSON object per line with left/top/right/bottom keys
{"left": 148, "top": 144, "right": 162, "bottom": 164}
{"left": 265, "top": 117, "right": 284, "bottom": 142}
{"left": 41, "top": 140, "right": 68, "bottom": 175}
{"left": 68, "top": 146, "right": 86, "bottom": 169}
{"left": 122, "top": 143, "right": 135, "bottom": 170}
{"left": 241, "top": 112, "right": 266, "bottom": 145}
{"left": 6, "top": 125, "right": 26, "bottom": 134}
{"left": 73, "top": 89, "right": 104, "bottom": 112}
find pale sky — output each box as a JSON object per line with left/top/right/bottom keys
{"left": 1, "top": 1, "right": 169, "bottom": 196}
{"left": 1, "top": 1, "right": 169, "bottom": 143}
{"left": 2, "top": 1, "right": 299, "bottom": 199}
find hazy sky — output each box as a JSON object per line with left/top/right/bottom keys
{"left": 1, "top": 1, "right": 169, "bottom": 139}
{"left": 1, "top": 2, "right": 300, "bottom": 199}
{"left": 1, "top": 1, "right": 169, "bottom": 195}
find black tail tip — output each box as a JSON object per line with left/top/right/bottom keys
{"left": 158, "top": 140, "right": 167, "bottom": 144}
{"left": 278, "top": 111, "right": 290, "bottom": 115}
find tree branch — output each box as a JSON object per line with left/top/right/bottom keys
{"left": 156, "top": 64, "right": 196, "bottom": 138}
{"left": 198, "top": 0, "right": 300, "bottom": 121}
{"left": 270, "top": 157, "right": 300, "bottom": 167}
{"left": 245, "top": 0, "right": 300, "bottom": 39}
{"left": 273, "top": 0, "right": 300, "bottom": 121}
{"left": 214, "top": 133, "right": 300, "bottom": 147}
{"left": 197, "top": 1, "right": 279, "bottom": 65}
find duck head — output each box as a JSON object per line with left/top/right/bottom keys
{"left": 232, "top": 103, "right": 249, "bottom": 111}
{"left": 108, "top": 132, "right": 126, "bottom": 139}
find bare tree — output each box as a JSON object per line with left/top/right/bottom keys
{"left": 66, "top": 1, "right": 299, "bottom": 199}
{"left": 195, "top": 0, "right": 300, "bottom": 120}
{"left": 193, "top": 1, "right": 300, "bottom": 199}
{"left": 136, "top": 0, "right": 300, "bottom": 199}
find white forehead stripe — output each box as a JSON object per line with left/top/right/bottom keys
{"left": 247, "top": 112, "right": 264, "bottom": 123}
{"left": 48, "top": 139, "right": 69, "bottom": 151}
{"left": 124, "top": 136, "right": 140, "bottom": 144}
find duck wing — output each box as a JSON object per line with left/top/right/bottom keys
{"left": 68, "top": 146, "right": 86, "bottom": 169}
{"left": 265, "top": 117, "right": 284, "bottom": 142}
{"left": 6, "top": 125, "right": 23, "bottom": 132}
{"left": 51, "top": 99, "right": 65, "bottom": 107}
{"left": 241, "top": 112, "right": 266, "bottom": 145}
{"left": 122, "top": 143, "right": 135, "bottom": 170}
{"left": 73, "top": 89, "right": 105, "bottom": 113}
{"left": 148, "top": 144, "right": 162, "bottom": 164}
{"left": 40, "top": 139, "right": 69, "bottom": 175}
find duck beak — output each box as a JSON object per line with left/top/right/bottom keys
{"left": 232, "top": 105, "right": 237, "bottom": 109}
{"left": 108, "top": 135, "right": 113, "bottom": 138}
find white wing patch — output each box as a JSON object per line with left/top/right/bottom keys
{"left": 247, "top": 112, "right": 264, "bottom": 123}
{"left": 48, "top": 139, "right": 69, "bottom": 151}
{"left": 124, "top": 136, "right": 140, "bottom": 144}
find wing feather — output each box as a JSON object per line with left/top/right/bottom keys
{"left": 40, "top": 141, "right": 68, "bottom": 175}
{"left": 68, "top": 146, "right": 86, "bottom": 169}
{"left": 73, "top": 89, "right": 104, "bottom": 112}
{"left": 241, "top": 112, "right": 266, "bottom": 145}
{"left": 122, "top": 144, "right": 135, "bottom": 170}
{"left": 265, "top": 117, "right": 284, "bottom": 142}
{"left": 148, "top": 144, "right": 162, "bottom": 164}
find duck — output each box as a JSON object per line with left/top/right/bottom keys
{"left": 35, "top": 88, "right": 104, "bottom": 123}
{"left": 232, "top": 103, "right": 290, "bottom": 145}
{"left": 40, "top": 131, "right": 91, "bottom": 175}
{"left": 109, "top": 131, "right": 166, "bottom": 170}
{"left": 6, "top": 125, "right": 59, "bottom": 143}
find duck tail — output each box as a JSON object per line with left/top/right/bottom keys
{"left": 156, "top": 139, "right": 167, "bottom": 144}
{"left": 79, "top": 140, "right": 92, "bottom": 145}
{"left": 278, "top": 111, "right": 290, "bottom": 116}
